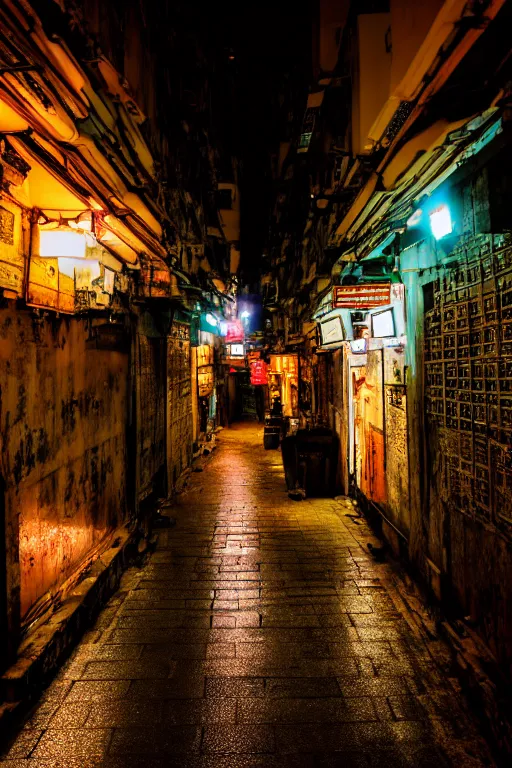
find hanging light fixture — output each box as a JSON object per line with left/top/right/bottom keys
{"left": 429, "top": 204, "right": 452, "bottom": 240}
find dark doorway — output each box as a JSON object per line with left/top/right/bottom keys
{"left": 0, "top": 473, "right": 8, "bottom": 670}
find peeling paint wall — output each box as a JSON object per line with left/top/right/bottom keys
{"left": 0, "top": 308, "right": 128, "bottom": 639}
{"left": 383, "top": 347, "right": 410, "bottom": 537}
{"left": 354, "top": 350, "right": 386, "bottom": 505}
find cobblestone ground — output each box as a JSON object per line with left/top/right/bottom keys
{"left": 1, "top": 422, "right": 495, "bottom": 767}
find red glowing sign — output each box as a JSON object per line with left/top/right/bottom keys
{"left": 333, "top": 283, "right": 391, "bottom": 309}
{"left": 250, "top": 359, "right": 268, "bottom": 385}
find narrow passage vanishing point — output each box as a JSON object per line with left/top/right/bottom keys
{"left": 1, "top": 423, "right": 495, "bottom": 767}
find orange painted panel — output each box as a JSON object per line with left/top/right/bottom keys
{"left": 369, "top": 425, "right": 386, "bottom": 504}
{"left": 353, "top": 350, "right": 387, "bottom": 506}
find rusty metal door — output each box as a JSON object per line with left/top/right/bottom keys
{"left": 167, "top": 322, "right": 193, "bottom": 489}
{"left": 0, "top": 473, "right": 7, "bottom": 669}
{"left": 136, "top": 333, "right": 166, "bottom": 503}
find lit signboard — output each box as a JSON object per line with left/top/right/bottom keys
{"left": 226, "top": 343, "right": 244, "bottom": 357}
{"left": 372, "top": 308, "right": 395, "bottom": 338}
{"left": 333, "top": 283, "right": 391, "bottom": 309}
{"left": 250, "top": 360, "right": 268, "bottom": 385}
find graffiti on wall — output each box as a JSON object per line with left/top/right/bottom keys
{"left": 0, "top": 310, "right": 129, "bottom": 621}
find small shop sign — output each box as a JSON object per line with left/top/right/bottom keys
{"left": 333, "top": 283, "right": 391, "bottom": 309}
{"left": 250, "top": 359, "right": 268, "bottom": 385}
{"left": 226, "top": 343, "right": 244, "bottom": 357}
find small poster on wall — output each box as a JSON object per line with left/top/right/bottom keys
{"left": 250, "top": 359, "right": 268, "bottom": 385}
{"left": 198, "top": 366, "right": 214, "bottom": 397}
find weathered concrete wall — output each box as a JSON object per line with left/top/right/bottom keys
{"left": 422, "top": 236, "right": 512, "bottom": 674}
{"left": 383, "top": 346, "right": 410, "bottom": 538}
{"left": 0, "top": 307, "right": 128, "bottom": 643}
{"left": 397, "top": 163, "right": 512, "bottom": 674}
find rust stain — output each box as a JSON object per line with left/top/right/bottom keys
{"left": 0, "top": 307, "right": 129, "bottom": 621}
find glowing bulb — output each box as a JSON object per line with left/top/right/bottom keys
{"left": 205, "top": 313, "right": 218, "bottom": 326}
{"left": 429, "top": 205, "right": 452, "bottom": 240}
{"left": 241, "top": 311, "right": 250, "bottom": 319}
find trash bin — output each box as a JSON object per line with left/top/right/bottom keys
{"left": 297, "top": 428, "right": 337, "bottom": 497}
{"left": 282, "top": 427, "right": 337, "bottom": 497}
{"left": 263, "top": 415, "right": 282, "bottom": 450}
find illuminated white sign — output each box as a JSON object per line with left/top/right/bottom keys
{"left": 372, "top": 309, "right": 395, "bottom": 338}
{"left": 39, "top": 229, "right": 88, "bottom": 258}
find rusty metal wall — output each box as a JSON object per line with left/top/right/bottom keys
{"left": 0, "top": 308, "right": 128, "bottom": 649}
{"left": 136, "top": 333, "right": 166, "bottom": 501}
{"left": 424, "top": 238, "right": 512, "bottom": 667}
{"left": 167, "top": 322, "right": 193, "bottom": 488}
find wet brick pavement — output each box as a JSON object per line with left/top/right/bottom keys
{"left": 1, "top": 422, "right": 495, "bottom": 767}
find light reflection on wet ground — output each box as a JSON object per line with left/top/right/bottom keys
{"left": 1, "top": 422, "right": 494, "bottom": 767}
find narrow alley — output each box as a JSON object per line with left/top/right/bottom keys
{"left": 1, "top": 423, "right": 495, "bottom": 767}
